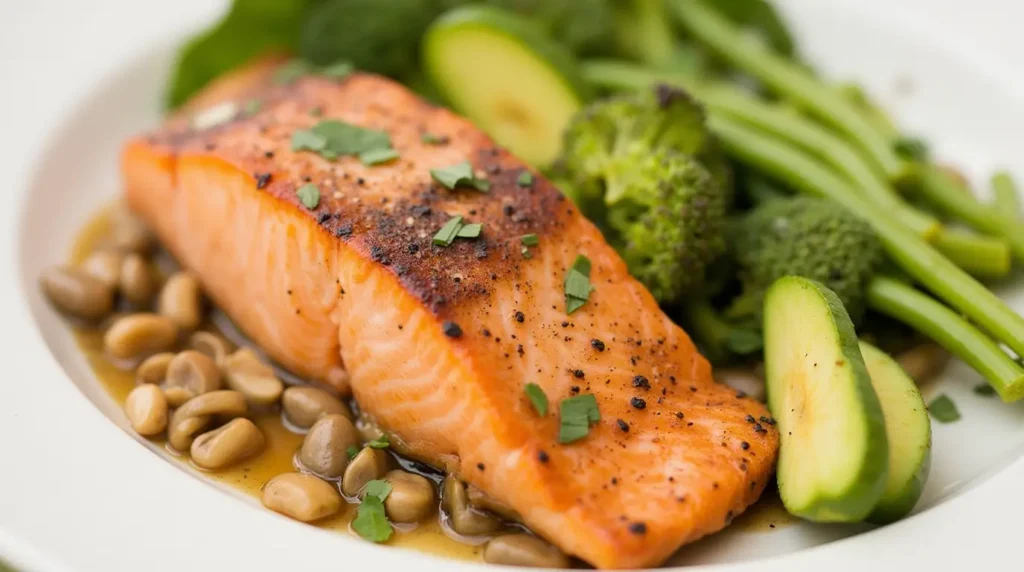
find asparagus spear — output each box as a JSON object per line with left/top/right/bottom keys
{"left": 991, "top": 171, "right": 1022, "bottom": 220}
{"left": 709, "top": 115, "right": 1024, "bottom": 363}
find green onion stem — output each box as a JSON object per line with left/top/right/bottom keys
{"left": 867, "top": 276, "right": 1024, "bottom": 402}
{"left": 669, "top": 0, "right": 908, "bottom": 181}
{"left": 709, "top": 115, "right": 1024, "bottom": 359}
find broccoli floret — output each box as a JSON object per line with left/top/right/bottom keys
{"left": 729, "top": 196, "right": 884, "bottom": 324}
{"left": 299, "top": 0, "right": 445, "bottom": 78}
{"left": 484, "top": 0, "right": 615, "bottom": 55}
{"left": 558, "top": 85, "right": 730, "bottom": 302}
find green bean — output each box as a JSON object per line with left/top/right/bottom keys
{"left": 709, "top": 115, "right": 1024, "bottom": 364}
{"left": 931, "top": 230, "right": 1012, "bottom": 281}
{"left": 992, "top": 171, "right": 1022, "bottom": 219}
{"left": 867, "top": 276, "right": 1024, "bottom": 401}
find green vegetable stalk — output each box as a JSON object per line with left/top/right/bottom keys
{"left": 612, "top": 0, "right": 678, "bottom": 65}
{"left": 992, "top": 171, "right": 1023, "bottom": 218}
{"left": 709, "top": 115, "right": 1024, "bottom": 362}
{"left": 867, "top": 276, "right": 1024, "bottom": 401}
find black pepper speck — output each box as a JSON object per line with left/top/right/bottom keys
{"left": 629, "top": 522, "right": 647, "bottom": 535}
{"left": 538, "top": 451, "right": 549, "bottom": 463}
{"left": 633, "top": 375, "right": 650, "bottom": 390}
{"left": 591, "top": 339, "right": 605, "bottom": 351}
{"left": 573, "top": 369, "right": 585, "bottom": 379}
{"left": 630, "top": 397, "right": 646, "bottom": 410}
{"left": 442, "top": 321, "right": 463, "bottom": 338}
{"left": 617, "top": 419, "right": 630, "bottom": 432}
{"left": 514, "top": 311, "right": 525, "bottom": 323}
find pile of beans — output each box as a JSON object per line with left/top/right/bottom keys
{"left": 41, "top": 207, "right": 569, "bottom": 569}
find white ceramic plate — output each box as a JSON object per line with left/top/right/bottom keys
{"left": 1, "top": 1, "right": 1023, "bottom": 571}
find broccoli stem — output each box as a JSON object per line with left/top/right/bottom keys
{"left": 683, "top": 300, "right": 734, "bottom": 365}
{"left": 992, "top": 171, "right": 1022, "bottom": 218}
{"left": 580, "top": 59, "right": 1011, "bottom": 277}
{"left": 867, "top": 276, "right": 1024, "bottom": 401}
{"left": 613, "top": 0, "right": 677, "bottom": 66}
{"left": 669, "top": 0, "right": 909, "bottom": 182}
{"left": 709, "top": 115, "right": 1024, "bottom": 361}
{"left": 915, "top": 168, "right": 1024, "bottom": 262}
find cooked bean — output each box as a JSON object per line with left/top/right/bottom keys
{"left": 714, "top": 367, "right": 766, "bottom": 403}
{"left": 40, "top": 266, "right": 115, "bottom": 321}
{"left": 191, "top": 418, "right": 264, "bottom": 469}
{"left": 298, "top": 414, "right": 359, "bottom": 478}
{"left": 341, "top": 447, "right": 389, "bottom": 497}
{"left": 282, "top": 386, "right": 351, "bottom": 429}
{"left": 166, "top": 350, "right": 222, "bottom": 395}
{"left": 223, "top": 348, "right": 284, "bottom": 406}
{"left": 125, "top": 384, "right": 168, "bottom": 436}
{"left": 103, "top": 313, "right": 178, "bottom": 360}
{"left": 356, "top": 414, "right": 386, "bottom": 444}
{"left": 262, "top": 473, "right": 341, "bottom": 522}
{"left": 467, "top": 484, "right": 520, "bottom": 522}
{"left": 163, "top": 386, "right": 195, "bottom": 408}
{"left": 136, "top": 352, "right": 174, "bottom": 385}
{"left": 188, "top": 331, "right": 235, "bottom": 365}
{"left": 120, "top": 254, "right": 158, "bottom": 306}
{"left": 897, "top": 343, "right": 951, "bottom": 384}
{"left": 384, "top": 470, "right": 435, "bottom": 523}
{"left": 158, "top": 272, "right": 203, "bottom": 331}
{"left": 80, "top": 250, "right": 124, "bottom": 289}
{"left": 442, "top": 477, "right": 503, "bottom": 536}
{"left": 109, "top": 214, "right": 155, "bottom": 255}
{"left": 484, "top": 534, "right": 569, "bottom": 568}
{"left": 168, "top": 414, "right": 211, "bottom": 452}
{"left": 173, "top": 390, "right": 247, "bottom": 420}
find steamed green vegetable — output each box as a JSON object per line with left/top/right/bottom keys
{"left": 612, "top": 0, "right": 678, "bottom": 66}
{"left": 557, "top": 85, "right": 730, "bottom": 302}
{"left": 764, "top": 276, "right": 888, "bottom": 522}
{"left": 485, "top": 0, "right": 615, "bottom": 55}
{"left": 992, "top": 171, "right": 1022, "bottom": 218}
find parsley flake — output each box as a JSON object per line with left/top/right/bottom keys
{"left": 352, "top": 488, "right": 392, "bottom": 543}
{"left": 346, "top": 446, "right": 360, "bottom": 459}
{"left": 320, "top": 60, "right": 355, "bottom": 80}
{"left": 974, "top": 384, "right": 997, "bottom": 397}
{"left": 525, "top": 383, "right": 548, "bottom": 416}
{"left": 564, "top": 255, "right": 595, "bottom": 314}
{"left": 243, "top": 99, "right": 262, "bottom": 115}
{"left": 559, "top": 394, "right": 600, "bottom": 444}
{"left": 521, "top": 234, "right": 539, "bottom": 246}
{"left": 456, "top": 223, "right": 483, "bottom": 238}
{"left": 430, "top": 161, "right": 489, "bottom": 192}
{"left": 433, "top": 216, "right": 464, "bottom": 247}
{"left": 273, "top": 60, "right": 315, "bottom": 85}
{"left": 296, "top": 183, "right": 320, "bottom": 210}
{"left": 367, "top": 434, "right": 390, "bottom": 449}
{"left": 359, "top": 148, "right": 400, "bottom": 166}
{"left": 362, "top": 479, "right": 392, "bottom": 501}
{"left": 517, "top": 171, "right": 534, "bottom": 187}
{"left": 292, "top": 120, "right": 393, "bottom": 161}
{"left": 928, "top": 394, "right": 961, "bottom": 423}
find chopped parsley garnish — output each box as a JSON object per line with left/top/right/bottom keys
{"left": 309, "top": 106, "right": 324, "bottom": 118}
{"left": 517, "top": 171, "right": 534, "bottom": 187}
{"left": 352, "top": 479, "right": 393, "bottom": 543}
{"left": 421, "top": 132, "right": 448, "bottom": 145}
{"left": 564, "top": 255, "right": 595, "bottom": 314}
{"left": 274, "top": 59, "right": 354, "bottom": 85}
{"left": 974, "top": 384, "right": 997, "bottom": 397}
{"left": 367, "top": 434, "right": 390, "bottom": 449}
{"left": 521, "top": 234, "right": 539, "bottom": 246}
{"left": 359, "top": 148, "right": 400, "bottom": 166}
{"left": 521, "top": 246, "right": 532, "bottom": 259}
{"left": 525, "top": 383, "right": 549, "bottom": 416}
{"left": 433, "top": 216, "right": 464, "bottom": 247}
{"left": 191, "top": 101, "right": 238, "bottom": 130}
{"left": 296, "top": 183, "right": 320, "bottom": 210}
{"left": 928, "top": 394, "right": 961, "bottom": 423}
{"left": 292, "top": 119, "right": 393, "bottom": 162}
{"left": 559, "top": 394, "right": 600, "bottom": 444}
{"left": 320, "top": 60, "right": 355, "bottom": 80}
{"left": 346, "top": 446, "right": 360, "bottom": 459}
{"left": 243, "top": 99, "right": 262, "bottom": 115}
{"left": 430, "top": 161, "right": 489, "bottom": 192}
{"left": 456, "top": 223, "right": 483, "bottom": 238}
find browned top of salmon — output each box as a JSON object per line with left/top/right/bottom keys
{"left": 123, "top": 68, "right": 780, "bottom": 569}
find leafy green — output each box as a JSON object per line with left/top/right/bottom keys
{"left": 346, "top": 446, "right": 360, "bottom": 459}
{"left": 296, "top": 183, "right": 320, "bottom": 210}
{"left": 433, "top": 216, "right": 465, "bottom": 247}
{"left": 367, "top": 434, "right": 390, "bottom": 449}
{"left": 430, "top": 161, "right": 490, "bottom": 192}
{"left": 517, "top": 171, "right": 535, "bottom": 187}
{"left": 558, "top": 394, "right": 600, "bottom": 443}
{"left": 362, "top": 479, "right": 393, "bottom": 501}
{"left": 521, "top": 234, "right": 539, "bottom": 246}
{"left": 165, "top": 0, "right": 310, "bottom": 109}
{"left": 291, "top": 120, "right": 393, "bottom": 160}
{"left": 359, "top": 148, "right": 401, "bottom": 166}
{"left": 352, "top": 483, "right": 392, "bottom": 543}
{"left": 564, "top": 255, "right": 594, "bottom": 314}
{"left": 456, "top": 223, "right": 483, "bottom": 238}
{"left": 928, "top": 394, "right": 961, "bottom": 423}
{"left": 525, "top": 383, "right": 549, "bottom": 416}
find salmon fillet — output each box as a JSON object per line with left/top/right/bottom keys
{"left": 121, "top": 67, "right": 779, "bottom": 569}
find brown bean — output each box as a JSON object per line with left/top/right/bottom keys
{"left": 188, "top": 331, "right": 235, "bottom": 365}
{"left": 384, "top": 470, "right": 436, "bottom": 524}
{"left": 103, "top": 313, "right": 178, "bottom": 361}
{"left": 356, "top": 413, "right": 386, "bottom": 444}
{"left": 298, "top": 414, "right": 359, "bottom": 478}
{"left": 191, "top": 418, "right": 264, "bottom": 469}
{"left": 897, "top": 343, "right": 951, "bottom": 384}
{"left": 467, "top": 484, "right": 520, "bottom": 522}
{"left": 341, "top": 447, "right": 389, "bottom": 497}
{"left": 163, "top": 386, "right": 195, "bottom": 408}
{"left": 40, "top": 266, "right": 115, "bottom": 321}
{"left": 120, "top": 254, "right": 158, "bottom": 306}
{"left": 223, "top": 348, "right": 284, "bottom": 406}
{"left": 282, "top": 386, "right": 351, "bottom": 429}
{"left": 80, "top": 250, "right": 124, "bottom": 289}
{"left": 261, "top": 473, "right": 341, "bottom": 522}
{"left": 158, "top": 272, "right": 203, "bottom": 331}
{"left": 166, "top": 350, "right": 222, "bottom": 395}
{"left": 442, "top": 477, "right": 503, "bottom": 536}
{"left": 484, "top": 534, "right": 569, "bottom": 568}
{"left": 125, "top": 384, "right": 168, "bottom": 437}
{"left": 173, "top": 390, "right": 247, "bottom": 420}
{"left": 136, "top": 352, "right": 174, "bottom": 385}
{"left": 109, "top": 213, "right": 155, "bottom": 255}
{"left": 168, "top": 415, "right": 211, "bottom": 452}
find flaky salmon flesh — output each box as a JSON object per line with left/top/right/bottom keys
{"left": 121, "top": 61, "right": 779, "bottom": 569}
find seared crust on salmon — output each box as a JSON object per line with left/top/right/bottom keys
{"left": 122, "top": 68, "right": 779, "bottom": 569}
